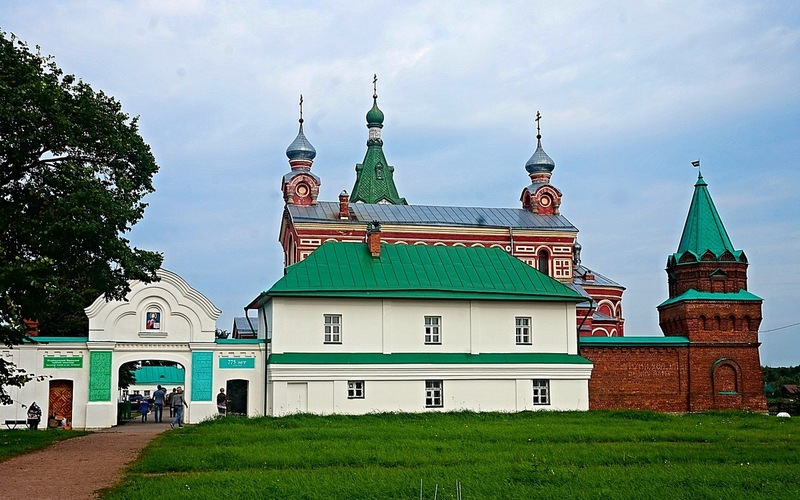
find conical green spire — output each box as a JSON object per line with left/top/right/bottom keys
{"left": 673, "top": 172, "right": 739, "bottom": 260}
{"left": 350, "top": 75, "right": 407, "bottom": 205}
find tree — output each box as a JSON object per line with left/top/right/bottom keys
{"left": 0, "top": 31, "right": 163, "bottom": 404}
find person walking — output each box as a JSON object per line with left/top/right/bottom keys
{"left": 170, "top": 387, "right": 188, "bottom": 429}
{"left": 216, "top": 388, "right": 227, "bottom": 416}
{"left": 152, "top": 385, "right": 166, "bottom": 423}
{"left": 168, "top": 388, "right": 177, "bottom": 418}
{"left": 139, "top": 398, "right": 151, "bottom": 423}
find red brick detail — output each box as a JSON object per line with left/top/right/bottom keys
{"left": 581, "top": 343, "right": 766, "bottom": 412}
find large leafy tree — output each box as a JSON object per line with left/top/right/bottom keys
{"left": 0, "top": 31, "right": 163, "bottom": 404}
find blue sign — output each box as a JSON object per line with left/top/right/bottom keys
{"left": 219, "top": 357, "right": 255, "bottom": 369}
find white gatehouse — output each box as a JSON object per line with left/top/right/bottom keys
{"left": 1, "top": 270, "right": 266, "bottom": 430}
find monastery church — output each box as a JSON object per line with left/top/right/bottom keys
{"left": 1, "top": 82, "right": 765, "bottom": 428}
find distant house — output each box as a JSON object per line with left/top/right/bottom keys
{"left": 232, "top": 317, "right": 257, "bottom": 339}
{"left": 780, "top": 385, "right": 799, "bottom": 399}
{"left": 248, "top": 230, "right": 593, "bottom": 416}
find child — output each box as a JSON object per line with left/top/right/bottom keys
{"left": 139, "top": 399, "right": 151, "bottom": 422}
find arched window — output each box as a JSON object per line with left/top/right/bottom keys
{"left": 728, "top": 315, "right": 736, "bottom": 331}
{"left": 537, "top": 249, "right": 549, "bottom": 275}
{"left": 699, "top": 315, "right": 707, "bottom": 330}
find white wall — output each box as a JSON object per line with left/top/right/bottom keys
{"left": 267, "top": 297, "right": 578, "bottom": 355}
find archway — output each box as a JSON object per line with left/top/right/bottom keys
{"left": 226, "top": 379, "right": 249, "bottom": 415}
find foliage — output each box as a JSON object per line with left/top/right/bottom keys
{"left": 0, "top": 428, "right": 89, "bottom": 463}
{"left": 118, "top": 362, "right": 137, "bottom": 390}
{"left": 0, "top": 31, "right": 162, "bottom": 404}
{"left": 762, "top": 365, "right": 800, "bottom": 394}
{"left": 105, "top": 411, "right": 800, "bottom": 499}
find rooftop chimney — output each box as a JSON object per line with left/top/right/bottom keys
{"left": 366, "top": 221, "right": 381, "bottom": 257}
{"left": 339, "top": 190, "right": 350, "bottom": 220}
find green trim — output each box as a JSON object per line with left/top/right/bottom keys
{"left": 658, "top": 289, "right": 762, "bottom": 308}
{"left": 25, "top": 337, "right": 88, "bottom": 343}
{"left": 272, "top": 290, "right": 583, "bottom": 301}
{"left": 191, "top": 351, "right": 214, "bottom": 401}
{"left": 580, "top": 336, "right": 690, "bottom": 347}
{"left": 269, "top": 352, "right": 592, "bottom": 365}
{"left": 88, "top": 351, "right": 113, "bottom": 402}
{"left": 215, "top": 338, "right": 266, "bottom": 344}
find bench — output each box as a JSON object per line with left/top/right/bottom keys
{"left": 4, "top": 419, "right": 28, "bottom": 429}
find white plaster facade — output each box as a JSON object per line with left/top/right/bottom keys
{"left": 260, "top": 296, "right": 592, "bottom": 416}
{"left": 1, "top": 269, "right": 266, "bottom": 430}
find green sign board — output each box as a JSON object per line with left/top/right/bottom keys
{"left": 219, "top": 357, "right": 255, "bottom": 369}
{"left": 43, "top": 356, "right": 83, "bottom": 369}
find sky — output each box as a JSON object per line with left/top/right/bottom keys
{"left": 3, "top": 1, "right": 799, "bottom": 366}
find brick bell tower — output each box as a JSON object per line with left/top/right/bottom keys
{"left": 658, "top": 170, "right": 766, "bottom": 412}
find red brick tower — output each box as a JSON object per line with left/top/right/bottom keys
{"left": 657, "top": 172, "right": 766, "bottom": 411}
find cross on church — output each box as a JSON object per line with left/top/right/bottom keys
{"left": 299, "top": 94, "right": 304, "bottom": 123}
{"left": 373, "top": 74, "right": 378, "bottom": 98}
{"left": 536, "top": 111, "right": 542, "bottom": 139}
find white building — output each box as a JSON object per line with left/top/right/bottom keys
{"left": 248, "top": 229, "right": 593, "bottom": 416}
{"left": 1, "top": 269, "right": 266, "bottom": 429}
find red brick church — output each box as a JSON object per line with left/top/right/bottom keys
{"left": 274, "top": 82, "right": 765, "bottom": 412}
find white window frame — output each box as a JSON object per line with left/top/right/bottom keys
{"left": 532, "top": 379, "right": 550, "bottom": 405}
{"left": 425, "top": 380, "right": 444, "bottom": 408}
{"left": 424, "top": 316, "right": 441, "bottom": 345}
{"left": 347, "top": 381, "right": 365, "bottom": 399}
{"left": 324, "top": 314, "right": 342, "bottom": 344}
{"left": 516, "top": 317, "right": 531, "bottom": 345}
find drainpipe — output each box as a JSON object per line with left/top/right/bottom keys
{"left": 577, "top": 302, "right": 595, "bottom": 352}
{"left": 508, "top": 227, "right": 515, "bottom": 254}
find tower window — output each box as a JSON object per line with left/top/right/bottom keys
{"left": 537, "top": 249, "right": 550, "bottom": 275}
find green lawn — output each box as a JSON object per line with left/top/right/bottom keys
{"left": 0, "top": 428, "right": 89, "bottom": 463}
{"left": 104, "top": 411, "right": 800, "bottom": 499}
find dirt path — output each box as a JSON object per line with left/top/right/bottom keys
{"left": 0, "top": 420, "right": 168, "bottom": 500}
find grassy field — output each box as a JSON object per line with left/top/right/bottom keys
{"left": 0, "top": 428, "right": 89, "bottom": 463}
{"left": 102, "top": 411, "right": 799, "bottom": 499}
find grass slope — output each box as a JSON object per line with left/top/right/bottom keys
{"left": 105, "top": 411, "right": 800, "bottom": 499}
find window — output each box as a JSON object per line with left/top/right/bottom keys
{"left": 144, "top": 390, "right": 151, "bottom": 397}
{"left": 532, "top": 379, "right": 550, "bottom": 405}
{"left": 537, "top": 249, "right": 549, "bottom": 275}
{"left": 347, "top": 381, "right": 365, "bottom": 399}
{"left": 424, "top": 316, "right": 441, "bottom": 344}
{"left": 516, "top": 317, "right": 531, "bottom": 345}
{"left": 425, "top": 380, "right": 443, "bottom": 408}
{"left": 324, "top": 314, "right": 341, "bottom": 343}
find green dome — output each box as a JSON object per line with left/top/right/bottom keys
{"left": 366, "top": 97, "right": 384, "bottom": 128}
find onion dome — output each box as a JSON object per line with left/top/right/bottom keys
{"left": 525, "top": 111, "right": 555, "bottom": 174}
{"left": 286, "top": 94, "right": 316, "bottom": 161}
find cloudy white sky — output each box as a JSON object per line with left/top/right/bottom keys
{"left": 3, "top": 1, "right": 799, "bottom": 365}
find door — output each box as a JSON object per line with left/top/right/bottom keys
{"left": 48, "top": 380, "right": 74, "bottom": 427}
{"left": 226, "top": 379, "right": 249, "bottom": 415}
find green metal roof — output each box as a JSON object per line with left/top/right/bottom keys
{"left": 673, "top": 173, "right": 742, "bottom": 261}
{"left": 657, "top": 289, "right": 762, "bottom": 308}
{"left": 23, "top": 337, "right": 88, "bottom": 343}
{"left": 269, "top": 352, "right": 592, "bottom": 365}
{"left": 132, "top": 366, "right": 185, "bottom": 385}
{"left": 580, "top": 336, "right": 690, "bottom": 347}
{"left": 263, "top": 242, "right": 584, "bottom": 303}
